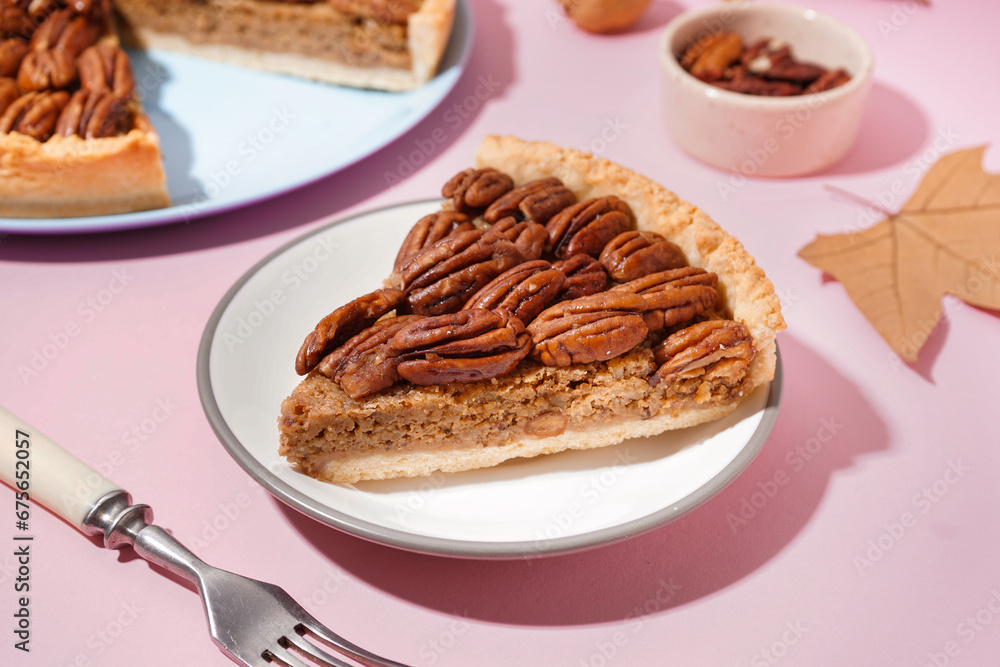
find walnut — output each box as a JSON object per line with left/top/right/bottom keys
{"left": 0, "top": 88, "right": 68, "bottom": 140}
{"left": 462, "top": 259, "right": 565, "bottom": 326}
{"left": 599, "top": 230, "right": 687, "bottom": 282}
{"left": 294, "top": 287, "right": 405, "bottom": 375}
{"left": 527, "top": 291, "right": 648, "bottom": 367}
{"left": 483, "top": 177, "right": 577, "bottom": 226}
{"left": 389, "top": 228, "right": 524, "bottom": 316}
{"left": 650, "top": 320, "right": 754, "bottom": 388}
{"left": 545, "top": 195, "right": 634, "bottom": 259}
{"left": 76, "top": 44, "right": 134, "bottom": 98}
{"left": 393, "top": 210, "right": 473, "bottom": 272}
{"left": 441, "top": 167, "right": 513, "bottom": 216}
{"left": 55, "top": 88, "right": 132, "bottom": 139}
{"left": 610, "top": 266, "right": 718, "bottom": 332}
{"left": 391, "top": 309, "right": 531, "bottom": 386}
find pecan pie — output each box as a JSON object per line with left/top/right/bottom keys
{"left": 1, "top": 0, "right": 455, "bottom": 218}
{"left": 278, "top": 136, "right": 786, "bottom": 483}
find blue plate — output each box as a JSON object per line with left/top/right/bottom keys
{"left": 0, "top": 0, "right": 472, "bottom": 235}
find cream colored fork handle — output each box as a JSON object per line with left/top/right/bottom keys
{"left": 0, "top": 406, "right": 121, "bottom": 530}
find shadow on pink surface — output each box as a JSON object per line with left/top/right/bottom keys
{"left": 273, "top": 333, "right": 889, "bottom": 626}
{"left": 0, "top": 0, "right": 514, "bottom": 262}
{"left": 823, "top": 81, "right": 928, "bottom": 176}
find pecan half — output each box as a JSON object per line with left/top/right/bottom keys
{"left": 391, "top": 309, "right": 531, "bottom": 385}
{"left": 489, "top": 216, "right": 547, "bottom": 261}
{"left": 546, "top": 195, "right": 634, "bottom": 259}
{"left": 483, "top": 177, "right": 577, "bottom": 226}
{"left": 0, "top": 75, "right": 17, "bottom": 114}
{"left": 55, "top": 88, "right": 132, "bottom": 138}
{"left": 1, "top": 6, "right": 32, "bottom": 39}
{"left": 650, "top": 320, "right": 754, "bottom": 388}
{"left": 599, "top": 231, "right": 687, "bottom": 282}
{"left": 76, "top": 44, "right": 134, "bottom": 98}
{"left": 528, "top": 291, "right": 648, "bottom": 367}
{"left": 0, "top": 38, "right": 27, "bottom": 78}
{"left": 17, "top": 48, "right": 76, "bottom": 91}
{"left": 441, "top": 167, "right": 514, "bottom": 216}
{"left": 393, "top": 210, "right": 473, "bottom": 272}
{"left": 0, "top": 89, "right": 68, "bottom": 140}
{"left": 551, "top": 254, "right": 609, "bottom": 301}
{"left": 610, "top": 266, "right": 718, "bottom": 332}
{"left": 30, "top": 9, "right": 100, "bottom": 57}
{"left": 463, "top": 260, "right": 564, "bottom": 326}
{"left": 687, "top": 31, "right": 743, "bottom": 82}
{"left": 317, "top": 314, "right": 422, "bottom": 399}
{"left": 390, "top": 228, "right": 524, "bottom": 316}
{"left": 294, "top": 287, "right": 405, "bottom": 375}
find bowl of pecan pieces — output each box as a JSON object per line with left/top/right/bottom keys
{"left": 658, "top": 2, "right": 872, "bottom": 177}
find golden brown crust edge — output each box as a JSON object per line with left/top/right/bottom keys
{"left": 0, "top": 120, "right": 169, "bottom": 218}
{"left": 474, "top": 134, "right": 786, "bottom": 393}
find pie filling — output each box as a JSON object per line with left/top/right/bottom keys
{"left": 114, "top": 0, "right": 416, "bottom": 70}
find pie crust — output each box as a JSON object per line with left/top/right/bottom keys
{"left": 278, "top": 136, "right": 786, "bottom": 484}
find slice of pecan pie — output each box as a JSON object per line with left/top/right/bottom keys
{"left": 0, "top": 1, "right": 168, "bottom": 218}
{"left": 278, "top": 135, "right": 786, "bottom": 483}
{"left": 113, "top": 0, "right": 456, "bottom": 92}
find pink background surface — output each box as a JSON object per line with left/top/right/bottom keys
{"left": 3, "top": 1, "right": 1000, "bottom": 665}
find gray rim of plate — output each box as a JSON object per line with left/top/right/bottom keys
{"left": 197, "top": 200, "right": 784, "bottom": 560}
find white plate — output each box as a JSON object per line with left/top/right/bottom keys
{"left": 197, "top": 200, "right": 783, "bottom": 558}
{"left": 0, "top": 1, "right": 472, "bottom": 235}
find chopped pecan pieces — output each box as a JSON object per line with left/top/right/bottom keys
{"left": 599, "top": 231, "right": 686, "bottom": 282}
{"left": 55, "top": 88, "right": 131, "bottom": 138}
{"left": 650, "top": 320, "right": 754, "bottom": 388}
{"left": 77, "top": 44, "right": 134, "bottom": 98}
{"left": 483, "top": 177, "right": 577, "bottom": 226}
{"left": 318, "top": 314, "right": 422, "bottom": 400}
{"left": 390, "top": 228, "right": 524, "bottom": 316}
{"left": 393, "top": 210, "right": 474, "bottom": 272}
{"left": 463, "top": 259, "right": 564, "bottom": 325}
{"left": 489, "top": 216, "right": 547, "bottom": 261}
{"left": 295, "top": 287, "right": 405, "bottom": 375}
{"left": 0, "top": 88, "right": 68, "bottom": 140}
{"left": 546, "top": 195, "right": 634, "bottom": 259}
{"left": 392, "top": 309, "right": 531, "bottom": 385}
{"left": 551, "top": 254, "right": 609, "bottom": 301}
{"left": 441, "top": 167, "right": 514, "bottom": 216}
{"left": 528, "top": 291, "right": 648, "bottom": 367}
{"left": 611, "top": 266, "right": 718, "bottom": 332}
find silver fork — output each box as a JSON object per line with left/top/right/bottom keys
{"left": 0, "top": 406, "right": 410, "bottom": 667}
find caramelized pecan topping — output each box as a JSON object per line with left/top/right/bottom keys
{"left": 0, "top": 38, "right": 27, "bottom": 77}
{"left": 295, "top": 288, "right": 405, "bottom": 375}
{"left": 55, "top": 88, "right": 131, "bottom": 138}
{"left": 317, "top": 314, "right": 423, "bottom": 400}
{"left": 0, "top": 88, "right": 68, "bottom": 140}
{"left": 77, "top": 44, "right": 134, "bottom": 98}
{"left": 462, "top": 260, "right": 565, "bottom": 326}
{"left": 0, "top": 75, "right": 17, "bottom": 113}
{"left": 610, "top": 266, "right": 718, "bottom": 332}
{"left": 392, "top": 309, "right": 531, "bottom": 386}
{"left": 17, "top": 47, "right": 76, "bottom": 91}
{"left": 29, "top": 8, "right": 100, "bottom": 57}
{"left": 650, "top": 320, "right": 754, "bottom": 388}
{"left": 1, "top": 6, "right": 32, "bottom": 39}
{"left": 599, "top": 231, "right": 686, "bottom": 282}
{"left": 441, "top": 167, "right": 514, "bottom": 216}
{"left": 551, "top": 254, "right": 609, "bottom": 301}
{"left": 489, "top": 216, "right": 547, "bottom": 261}
{"left": 483, "top": 177, "right": 577, "bottom": 226}
{"left": 393, "top": 210, "right": 474, "bottom": 272}
{"left": 527, "top": 291, "right": 648, "bottom": 367}
{"left": 390, "top": 228, "right": 524, "bottom": 316}
{"left": 546, "top": 195, "right": 634, "bottom": 259}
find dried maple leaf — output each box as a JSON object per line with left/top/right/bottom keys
{"left": 799, "top": 145, "right": 1000, "bottom": 362}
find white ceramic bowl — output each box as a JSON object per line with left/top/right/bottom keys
{"left": 659, "top": 2, "right": 873, "bottom": 177}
